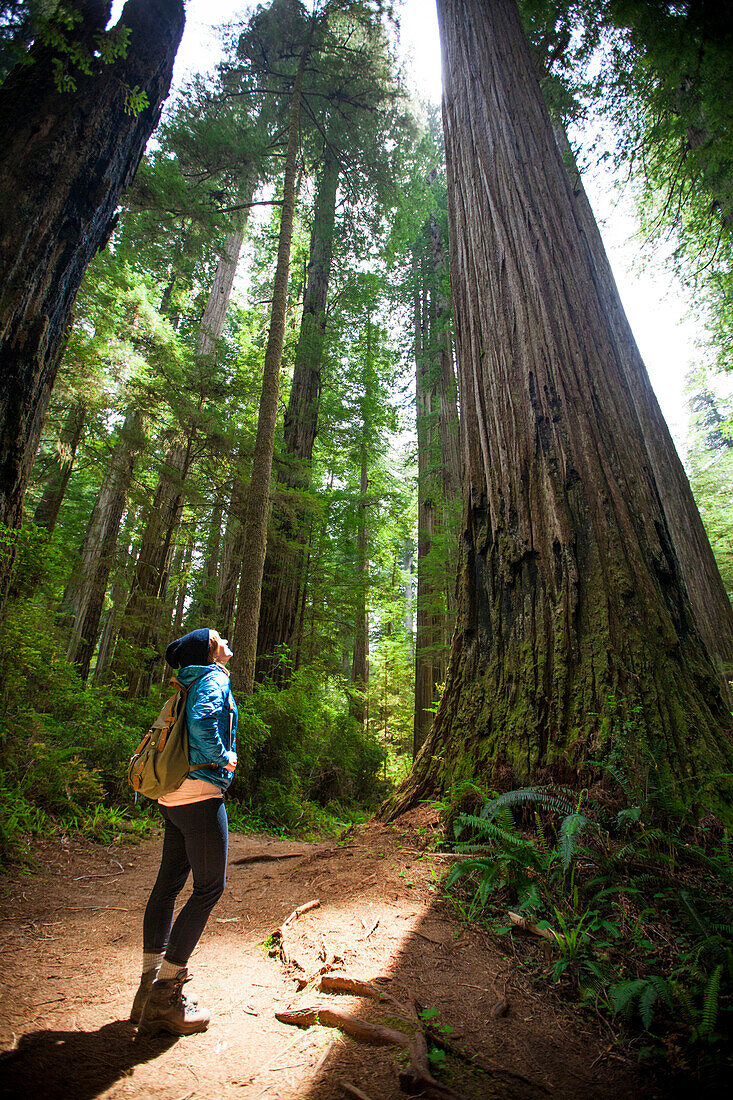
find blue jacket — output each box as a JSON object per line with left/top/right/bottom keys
{"left": 176, "top": 664, "right": 238, "bottom": 792}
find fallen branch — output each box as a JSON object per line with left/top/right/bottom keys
{"left": 268, "top": 899, "right": 320, "bottom": 966}
{"left": 339, "top": 1081, "right": 375, "bottom": 1100}
{"left": 283, "top": 899, "right": 320, "bottom": 927}
{"left": 233, "top": 852, "right": 303, "bottom": 866}
{"left": 508, "top": 911, "right": 563, "bottom": 945}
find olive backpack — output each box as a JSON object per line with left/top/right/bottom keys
{"left": 127, "top": 678, "right": 192, "bottom": 799}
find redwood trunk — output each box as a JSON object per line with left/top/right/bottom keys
{"left": 32, "top": 402, "right": 86, "bottom": 534}
{"left": 71, "top": 407, "right": 143, "bottom": 680}
{"left": 386, "top": 0, "right": 733, "bottom": 819}
{"left": 551, "top": 120, "right": 733, "bottom": 685}
{"left": 112, "top": 441, "right": 191, "bottom": 696}
{"left": 256, "top": 140, "right": 339, "bottom": 680}
{"left": 0, "top": 0, "right": 184, "bottom": 607}
{"left": 231, "top": 33, "right": 311, "bottom": 695}
{"left": 414, "top": 251, "right": 441, "bottom": 755}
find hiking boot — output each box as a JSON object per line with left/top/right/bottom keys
{"left": 130, "top": 966, "right": 158, "bottom": 1024}
{"left": 137, "top": 968, "right": 210, "bottom": 1037}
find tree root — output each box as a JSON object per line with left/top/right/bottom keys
{"left": 275, "top": 1004, "right": 414, "bottom": 1047}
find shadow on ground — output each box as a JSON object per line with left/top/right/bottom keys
{"left": 0, "top": 1021, "right": 176, "bottom": 1099}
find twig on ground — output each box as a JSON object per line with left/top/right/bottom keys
{"left": 283, "top": 899, "right": 320, "bottom": 927}
{"left": 312, "top": 1038, "right": 336, "bottom": 1076}
{"left": 339, "top": 1082, "right": 375, "bottom": 1100}
{"left": 268, "top": 899, "right": 320, "bottom": 966}
{"left": 248, "top": 1030, "right": 305, "bottom": 1084}
{"left": 71, "top": 872, "right": 124, "bottom": 881}
{"left": 362, "top": 918, "right": 379, "bottom": 940}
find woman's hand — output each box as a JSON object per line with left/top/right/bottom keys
{"left": 225, "top": 753, "right": 238, "bottom": 773}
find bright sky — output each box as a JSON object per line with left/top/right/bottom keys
{"left": 133, "top": 0, "right": 695, "bottom": 450}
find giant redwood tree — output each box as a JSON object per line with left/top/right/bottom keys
{"left": 0, "top": 0, "right": 184, "bottom": 608}
{"left": 387, "top": 0, "right": 733, "bottom": 819}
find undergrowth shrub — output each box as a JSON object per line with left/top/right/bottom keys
{"left": 0, "top": 581, "right": 391, "bottom": 858}
{"left": 442, "top": 777, "right": 733, "bottom": 1081}
{"left": 229, "top": 665, "right": 388, "bottom": 833}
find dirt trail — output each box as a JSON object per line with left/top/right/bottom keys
{"left": 0, "top": 808, "right": 656, "bottom": 1099}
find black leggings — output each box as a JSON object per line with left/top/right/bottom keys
{"left": 143, "top": 799, "right": 228, "bottom": 966}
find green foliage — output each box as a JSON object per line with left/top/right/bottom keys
{"left": 443, "top": 775, "right": 733, "bottom": 1076}
{"left": 228, "top": 664, "right": 388, "bottom": 835}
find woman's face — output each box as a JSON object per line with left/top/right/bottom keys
{"left": 214, "top": 636, "right": 233, "bottom": 665}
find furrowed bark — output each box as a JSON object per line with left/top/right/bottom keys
{"left": 414, "top": 249, "right": 442, "bottom": 755}
{"left": 385, "top": 0, "right": 733, "bottom": 820}
{"left": 550, "top": 119, "right": 733, "bottom": 688}
{"left": 0, "top": 0, "right": 184, "bottom": 609}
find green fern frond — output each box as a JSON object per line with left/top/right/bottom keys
{"left": 455, "top": 814, "right": 533, "bottom": 851}
{"left": 558, "top": 812, "right": 591, "bottom": 870}
{"left": 482, "top": 786, "right": 577, "bottom": 820}
{"left": 612, "top": 978, "right": 647, "bottom": 1018}
{"left": 699, "top": 964, "right": 723, "bottom": 1037}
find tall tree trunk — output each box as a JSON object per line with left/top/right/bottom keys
{"left": 112, "top": 440, "right": 191, "bottom": 697}
{"left": 350, "top": 315, "right": 372, "bottom": 727}
{"left": 32, "top": 402, "right": 86, "bottom": 534}
{"left": 350, "top": 430, "right": 370, "bottom": 726}
{"left": 195, "top": 231, "right": 245, "bottom": 360}
{"left": 194, "top": 165, "right": 257, "bottom": 363}
{"left": 550, "top": 119, "right": 733, "bottom": 686}
{"left": 255, "top": 138, "right": 339, "bottom": 681}
{"left": 0, "top": 0, "right": 184, "bottom": 609}
{"left": 428, "top": 212, "right": 462, "bottom": 629}
{"left": 218, "top": 466, "right": 247, "bottom": 636}
{"left": 231, "top": 31, "right": 312, "bottom": 696}
{"left": 71, "top": 407, "right": 144, "bottom": 681}
{"left": 386, "top": 0, "right": 733, "bottom": 820}
{"left": 92, "top": 503, "right": 139, "bottom": 685}
{"left": 171, "top": 533, "right": 193, "bottom": 637}
{"left": 196, "top": 494, "right": 223, "bottom": 624}
{"left": 414, "top": 250, "right": 441, "bottom": 755}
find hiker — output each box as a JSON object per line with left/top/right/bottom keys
{"left": 132, "top": 627, "right": 238, "bottom": 1036}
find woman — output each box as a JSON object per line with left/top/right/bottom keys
{"left": 132, "top": 627, "right": 238, "bottom": 1037}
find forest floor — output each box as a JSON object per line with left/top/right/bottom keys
{"left": 0, "top": 805, "right": 663, "bottom": 1100}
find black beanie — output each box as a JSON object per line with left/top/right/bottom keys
{"left": 165, "top": 628, "right": 210, "bottom": 669}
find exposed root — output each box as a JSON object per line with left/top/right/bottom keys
{"left": 275, "top": 1005, "right": 414, "bottom": 1047}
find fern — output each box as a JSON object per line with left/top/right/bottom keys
{"left": 481, "top": 786, "right": 577, "bottom": 820}
{"left": 558, "top": 812, "right": 591, "bottom": 870}
{"left": 612, "top": 976, "right": 670, "bottom": 1029}
{"left": 454, "top": 813, "right": 533, "bottom": 851}
{"left": 613, "top": 978, "right": 647, "bottom": 1018}
{"left": 699, "top": 964, "right": 723, "bottom": 1037}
